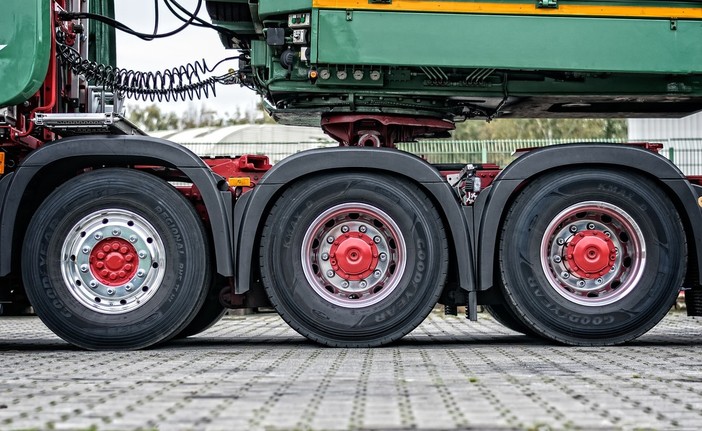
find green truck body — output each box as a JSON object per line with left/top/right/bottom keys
{"left": 206, "top": 0, "right": 702, "bottom": 124}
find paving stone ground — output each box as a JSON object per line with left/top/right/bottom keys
{"left": 1, "top": 310, "right": 702, "bottom": 431}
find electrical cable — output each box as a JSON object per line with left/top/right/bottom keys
{"left": 57, "top": 0, "right": 238, "bottom": 41}
{"left": 57, "top": 42, "right": 241, "bottom": 102}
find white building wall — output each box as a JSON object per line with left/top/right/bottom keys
{"left": 628, "top": 112, "right": 702, "bottom": 175}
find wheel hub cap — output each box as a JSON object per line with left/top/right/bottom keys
{"left": 329, "top": 234, "right": 379, "bottom": 280}
{"left": 566, "top": 230, "right": 616, "bottom": 279}
{"left": 89, "top": 238, "right": 138, "bottom": 286}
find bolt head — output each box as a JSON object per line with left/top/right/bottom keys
{"left": 107, "top": 289, "right": 115, "bottom": 295}
{"left": 138, "top": 250, "right": 147, "bottom": 259}
{"left": 327, "top": 236, "right": 335, "bottom": 244}
{"left": 556, "top": 238, "right": 565, "bottom": 246}
{"left": 359, "top": 280, "right": 367, "bottom": 288}
{"left": 136, "top": 269, "right": 145, "bottom": 278}
{"left": 595, "top": 277, "right": 603, "bottom": 285}
{"left": 321, "top": 253, "right": 330, "bottom": 261}
{"left": 553, "top": 256, "right": 562, "bottom": 263}
{"left": 373, "top": 236, "right": 381, "bottom": 244}
{"left": 569, "top": 226, "right": 578, "bottom": 233}
{"left": 341, "top": 281, "right": 349, "bottom": 288}
{"left": 359, "top": 226, "right": 367, "bottom": 233}
{"left": 577, "top": 280, "right": 585, "bottom": 287}
{"left": 129, "top": 235, "right": 138, "bottom": 243}
{"left": 125, "top": 284, "right": 133, "bottom": 291}
{"left": 379, "top": 253, "right": 387, "bottom": 262}
{"left": 604, "top": 231, "right": 611, "bottom": 237}
{"left": 112, "top": 228, "right": 121, "bottom": 236}
{"left": 82, "top": 246, "right": 90, "bottom": 254}
{"left": 341, "top": 225, "right": 349, "bottom": 233}
{"left": 374, "top": 270, "right": 382, "bottom": 278}
{"left": 89, "top": 280, "right": 98, "bottom": 288}
{"left": 326, "top": 270, "right": 335, "bottom": 278}
{"left": 94, "top": 232, "right": 103, "bottom": 240}
{"left": 561, "top": 271, "right": 570, "bottom": 279}
{"left": 587, "top": 223, "right": 595, "bottom": 230}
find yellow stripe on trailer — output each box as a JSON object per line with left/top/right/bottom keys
{"left": 313, "top": 0, "right": 702, "bottom": 19}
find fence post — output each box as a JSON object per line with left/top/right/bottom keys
{"left": 668, "top": 147, "right": 675, "bottom": 164}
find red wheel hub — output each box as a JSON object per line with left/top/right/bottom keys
{"left": 329, "top": 232, "right": 379, "bottom": 281}
{"left": 565, "top": 230, "right": 616, "bottom": 279}
{"left": 89, "top": 238, "right": 138, "bottom": 286}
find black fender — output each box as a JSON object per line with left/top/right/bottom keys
{"left": 0, "top": 135, "right": 234, "bottom": 276}
{"left": 475, "top": 143, "right": 702, "bottom": 291}
{"left": 233, "top": 147, "right": 474, "bottom": 294}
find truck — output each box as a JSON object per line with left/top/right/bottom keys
{"left": 2, "top": 0, "right": 702, "bottom": 350}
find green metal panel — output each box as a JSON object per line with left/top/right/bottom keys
{"left": 88, "top": 0, "right": 116, "bottom": 67}
{"left": 258, "top": 0, "right": 312, "bottom": 18}
{"left": 316, "top": 10, "right": 702, "bottom": 74}
{"left": 0, "top": 0, "right": 51, "bottom": 108}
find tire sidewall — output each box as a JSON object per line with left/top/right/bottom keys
{"left": 501, "top": 170, "right": 684, "bottom": 343}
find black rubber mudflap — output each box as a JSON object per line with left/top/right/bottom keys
{"left": 685, "top": 289, "right": 702, "bottom": 316}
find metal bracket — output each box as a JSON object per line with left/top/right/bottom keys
{"left": 536, "top": 0, "right": 557, "bottom": 8}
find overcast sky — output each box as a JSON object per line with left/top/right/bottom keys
{"left": 113, "top": 0, "right": 260, "bottom": 116}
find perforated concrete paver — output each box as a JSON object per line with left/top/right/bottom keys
{"left": 1, "top": 311, "right": 702, "bottom": 430}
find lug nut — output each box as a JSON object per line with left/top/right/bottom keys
{"left": 341, "top": 281, "right": 349, "bottom": 288}
{"left": 125, "top": 284, "right": 133, "bottom": 291}
{"left": 359, "top": 226, "right": 367, "bottom": 233}
{"left": 82, "top": 246, "right": 90, "bottom": 254}
{"left": 604, "top": 231, "right": 611, "bottom": 237}
{"left": 136, "top": 269, "right": 145, "bottom": 278}
{"left": 107, "top": 289, "right": 115, "bottom": 295}
{"left": 327, "top": 236, "right": 335, "bottom": 244}
{"left": 80, "top": 264, "right": 89, "bottom": 273}
{"left": 595, "top": 278, "right": 603, "bottom": 285}
{"left": 373, "top": 236, "right": 381, "bottom": 244}
{"left": 553, "top": 256, "right": 562, "bottom": 263}
{"left": 89, "top": 280, "right": 98, "bottom": 288}
{"left": 326, "top": 270, "right": 335, "bottom": 278}
{"left": 374, "top": 270, "right": 382, "bottom": 278}
{"left": 129, "top": 235, "right": 138, "bottom": 243}
{"left": 341, "top": 225, "right": 349, "bottom": 233}
{"left": 94, "top": 232, "right": 103, "bottom": 240}
{"left": 112, "top": 228, "right": 121, "bottom": 236}
{"left": 587, "top": 223, "right": 595, "bottom": 230}
{"left": 557, "top": 238, "right": 565, "bottom": 246}
{"left": 577, "top": 280, "right": 586, "bottom": 287}
{"left": 138, "top": 250, "right": 147, "bottom": 259}
{"left": 359, "top": 280, "right": 367, "bottom": 288}
{"left": 321, "top": 253, "right": 329, "bottom": 261}
{"left": 569, "top": 226, "right": 578, "bottom": 233}
{"left": 379, "top": 253, "right": 387, "bottom": 261}
{"left": 561, "top": 271, "right": 570, "bottom": 279}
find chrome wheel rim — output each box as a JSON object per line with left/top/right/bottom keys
{"left": 61, "top": 209, "right": 166, "bottom": 314}
{"left": 540, "top": 201, "right": 646, "bottom": 306}
{"left": 301, "top": 203, "right": 406, "bottom": 308}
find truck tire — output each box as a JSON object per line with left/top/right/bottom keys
{"left": 175, "top": 276, "right": 227, "bottom": 338}
{"left": 483, "top": 304, "right": 535, "bottom": 336}
{"left": 260, "top": 172, "right": 448, "bottom": 347}
{"left": 498, "top": 169, "right": 686, "bottom": 346}
{"left": 21, "top": 168, "right": 210, "bottom": 350}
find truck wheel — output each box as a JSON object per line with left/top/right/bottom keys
{"left": 483, "top": 304, "right": 535, "bottom": 336}
{"left": 22, "top": 168, "right": 210, "bottom": 350}
{"left": 260, "top": 173, "right": 448, "bottom": 347}
{"left": 499, "top": 169, "right": 686, "bottom": 345}
{"left": 175, "top": 276, "right": 226, "bottom": 338}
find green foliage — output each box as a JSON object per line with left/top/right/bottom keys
{"left": 453, "top": 118, "right": 627, "bottom": 140}
{"left": 127, "top": 100, "right": 275, "bottom": 132}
